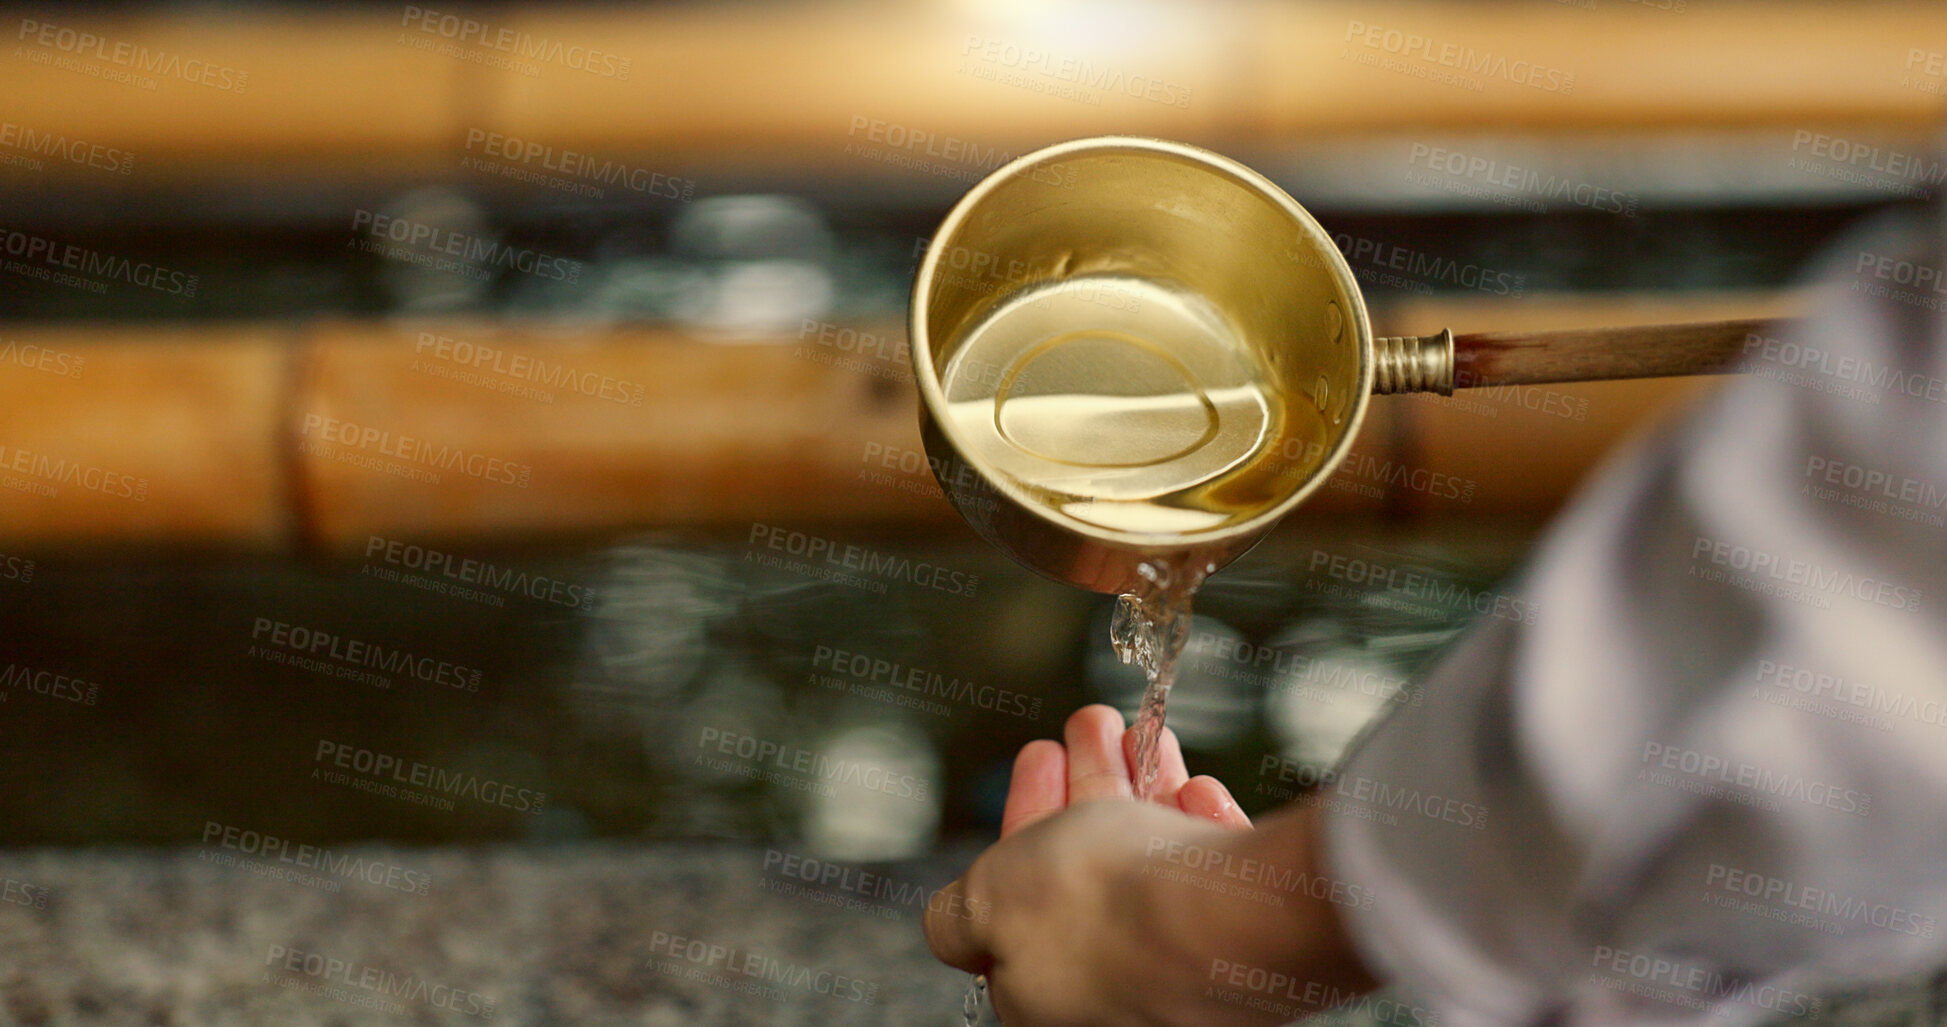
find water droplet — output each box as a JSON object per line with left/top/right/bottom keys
{"left": 1325, "top": 300, "right": 1343, "bottom": 343}
{"left": 964, "top": 973, "right": 988, "bottom": 1026}
{"left": 1112, "top": 555, "right": 1207, "bottom": 802}
{"left": 1315, "top": 374, "right": 1330, "bottom": 411}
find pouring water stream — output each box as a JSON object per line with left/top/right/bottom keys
{"left": 962, "top": 555, "right": 1208, "bottom": 1022}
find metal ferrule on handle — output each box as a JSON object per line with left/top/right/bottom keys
{"left": 1371, "top": 329, "right": 1454, "bottom": 396}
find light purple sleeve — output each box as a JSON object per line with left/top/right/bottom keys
{"left": 1325, "top": 205, "right": 1947, "bottom": 1027}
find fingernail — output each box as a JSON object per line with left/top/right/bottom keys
{"left": 1182, "top": 779, "right": 1230, "bottom": 821}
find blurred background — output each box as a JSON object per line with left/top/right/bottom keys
{"left": 0, "top": 0, "right": 1941, "bottom": 1022}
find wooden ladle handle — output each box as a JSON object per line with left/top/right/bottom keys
{"left": 1453, "top": 318, "right": 1785, "bottom": 388}
{"left": 1373, "top": 318, "right": 1793, "bottom": 394}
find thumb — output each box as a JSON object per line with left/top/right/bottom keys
{"left": 923, "top": 876, "right": 993, "bottom": 974}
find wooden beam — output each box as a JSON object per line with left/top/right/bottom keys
{"left": 0, "top": 290, "right": 1809, "bottom": 551}
{"left": 1, "top": 4, "right": 1937, "bottom": 184}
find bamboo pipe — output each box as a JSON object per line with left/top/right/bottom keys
{"left": 1, "top": 4, "right": 1939, "bottom": 183}
{"left": 0, "top": 324, "right": 292, "bottom": 548}
{"left": 290, "top": 320, "right": 937, "bottom": 548}
{"left": 0, "top": 294, "right": 1804, "bottom": 552}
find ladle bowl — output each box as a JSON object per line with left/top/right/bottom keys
{"left": 909, "top": 136, "right": 1768, "bottom": 594}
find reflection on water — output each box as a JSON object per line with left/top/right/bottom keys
{"left": 0, "top": 524, "right": 1536, "bottom": 849}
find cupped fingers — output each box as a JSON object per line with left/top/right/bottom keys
{"left": 1121, "top": 722, "right": 1189, "bottom": 804}
{"left": 1064, "top": 704, "right": 1134, "bottom": 803}
{"left": 1000, "top": 739, "right": 1068, "bottom": 838}
{"left": 1176, "top": 775, "right": 1252, "bottom": 829}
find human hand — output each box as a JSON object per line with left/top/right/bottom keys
{"left": 995, "top": 704, "right": 1252, "bottom": 835}
{"left": 926, "top": 706, "right": 1372, "bottom": 1026}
